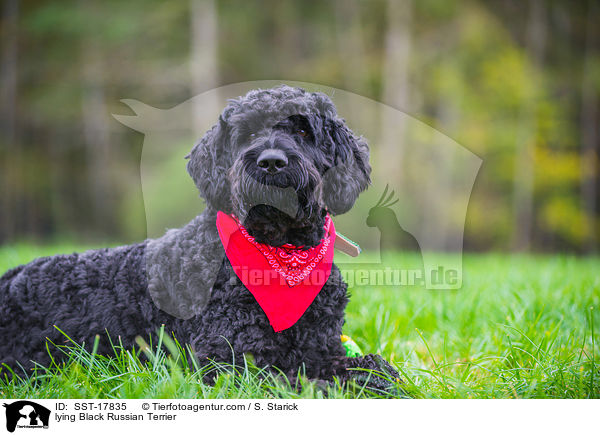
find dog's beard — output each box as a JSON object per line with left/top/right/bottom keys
{"left": 229, "top": 157, "right": 323, "bottom": 223}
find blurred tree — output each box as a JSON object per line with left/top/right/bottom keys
{"left": 334, "top": 0, "right": 367, "bottom": 94}
{"left": 0, "top": 0, "right": 19, "bottom": 241}
{"left": 580, "top": 0, "right": 599, "bottom": 253}
{"left": 81, "top": 1, "right": 113, "bottom": 236}
{"left": 511, "top": 0, "right": 545, "bottom": 252}
{"left": 190, "top": 0, "right": 217, "bottom": 138}
{"left": 380, "top": 0, "right": 412, "bottom": 181}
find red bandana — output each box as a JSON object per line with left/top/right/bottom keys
{"left": 216, "top": 211, "right": 336, "bottom": 332}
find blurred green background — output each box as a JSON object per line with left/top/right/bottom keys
{"left": 0, "top": 0, "right": 598, "bottom": 253}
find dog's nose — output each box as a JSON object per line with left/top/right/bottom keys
{"left": 257, "top": 149, "right": 288, "bottom": 174}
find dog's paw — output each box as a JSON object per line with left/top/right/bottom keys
{"left": 334, "top": 354, "right": 404, "bottom": 395}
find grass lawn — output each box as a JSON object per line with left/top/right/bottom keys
{"left": 0, "top": 243, "right": 598, "bottom": 399}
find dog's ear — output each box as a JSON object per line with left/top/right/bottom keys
{"left": 321, "top": 118, "right": 371, "bottom": 215}
{"left": 186, "top": 112, "right": 233, "bottom": 211}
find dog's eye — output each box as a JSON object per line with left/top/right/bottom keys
{"left": 249, "top": 133, "right": 256, "bottom": 138}
{"left": 297, "top": 129, "right": 307, "bottom": 137}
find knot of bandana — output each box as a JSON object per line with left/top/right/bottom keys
{"left": 216, "top": 211, "right": 336, "bottom": 332}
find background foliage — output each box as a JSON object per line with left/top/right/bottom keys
{"left": 0, "top": 0, "right": 599, "bottom": 253}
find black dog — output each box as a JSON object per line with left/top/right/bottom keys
{"left": 0, "top": 86, "right": 399, "bottom": 390}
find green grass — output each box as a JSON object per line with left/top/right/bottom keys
{"left": 0, "top": 244, "right": 598, "bottom": 399}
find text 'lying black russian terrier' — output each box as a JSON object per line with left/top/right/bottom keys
{"left": 0, "top": 85, "right": 399, "bottom": 390}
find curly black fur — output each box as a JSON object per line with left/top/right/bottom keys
{"left": 0, "top": 85, "right": 399, "bottom": 389}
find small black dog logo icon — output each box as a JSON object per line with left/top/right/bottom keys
{"left": 3, "top": 401, "right": 50, "bottom": 432}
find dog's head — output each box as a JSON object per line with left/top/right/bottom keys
{"left": 186, "top": 85, "right": 371, "bottom": 246}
